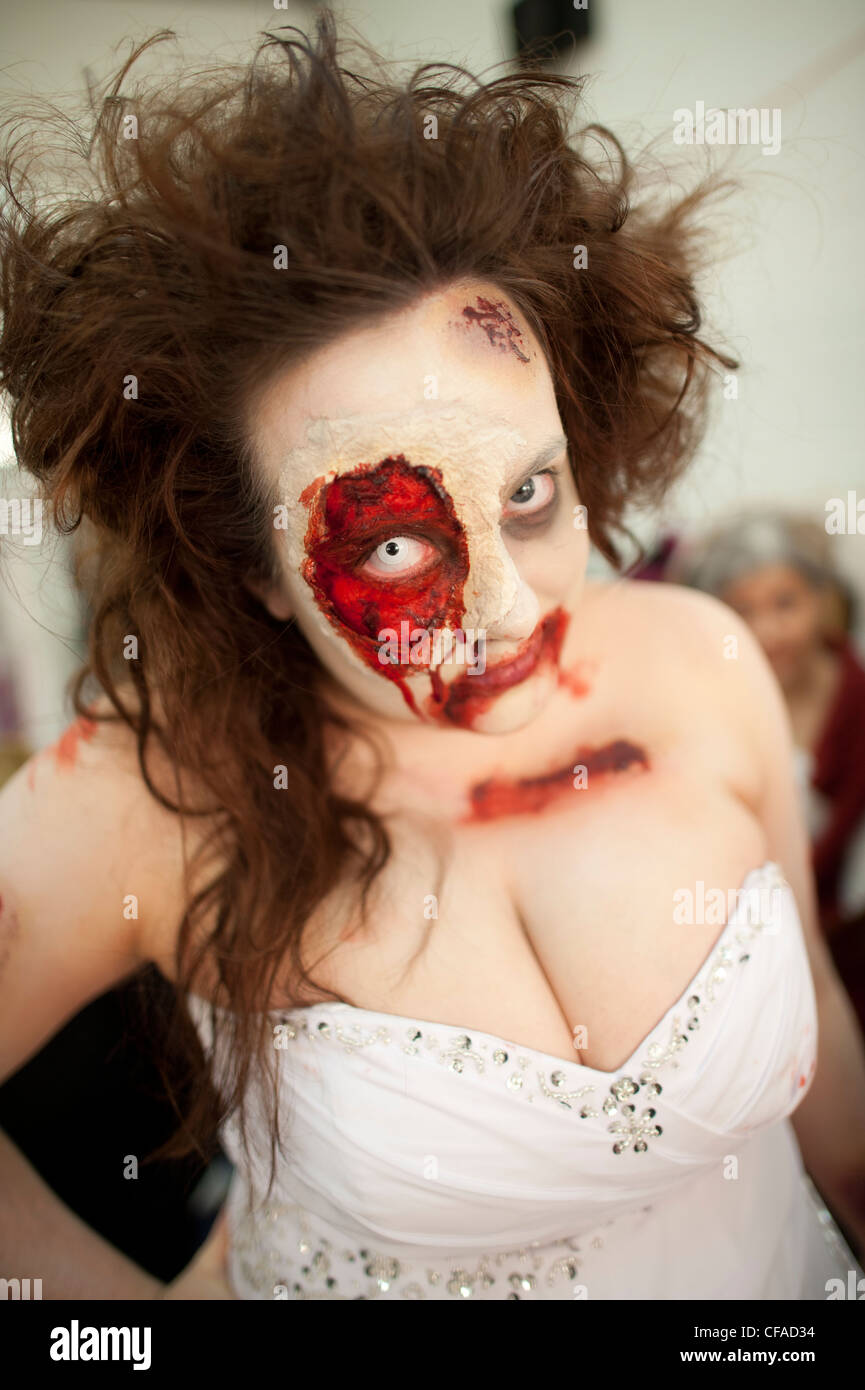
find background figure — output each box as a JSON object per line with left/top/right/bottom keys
{"left": 662, "top": 511, "right": 865, "bottom": 1032}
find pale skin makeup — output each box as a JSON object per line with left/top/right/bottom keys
{"left": 247, "top": 281, "right": 590, "bottom": 740}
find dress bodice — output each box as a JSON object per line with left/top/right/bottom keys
{"left": 185, "top": 860, "right": 860, "bottom": 1299}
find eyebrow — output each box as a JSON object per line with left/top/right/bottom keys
{"left": 502, "top": 434, "right": 569, "bottom": 499}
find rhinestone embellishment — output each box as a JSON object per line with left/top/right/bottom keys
{"left": 229, "top": 1201, "right": 599, "bottom": 1300}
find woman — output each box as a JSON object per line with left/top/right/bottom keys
{"left": 0, "top": 15, "right": 863, "bottom": 1300}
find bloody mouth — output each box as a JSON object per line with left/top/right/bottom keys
{"left": 458, "top": 623, "right": 544, "bottom": 693}
{"left": 429, "top": 607, "right": 569, "bottom": 726}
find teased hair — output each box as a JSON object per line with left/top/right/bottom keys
{"left": 0, "top": 10, "right": 737, "bottom": 1189}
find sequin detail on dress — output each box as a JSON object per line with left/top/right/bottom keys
{"left": 230, "top": 1200, "right": 626, "bottom": 1300}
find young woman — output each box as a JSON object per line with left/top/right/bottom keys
{"left": 1, "top": 15, "right": 864, "bottom": 1300}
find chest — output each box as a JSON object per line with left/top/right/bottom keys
{"left": 299, "top": 750, "right": 768, "bottom": 1072}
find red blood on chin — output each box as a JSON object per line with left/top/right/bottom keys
{"left": 432, "top": 606, "right": 569, "bottom": 727}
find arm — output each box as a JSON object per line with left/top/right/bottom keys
{"left": 0, "top": 1123, "right": 235, "bottom": 1299}
{"left": 0, "top": 712, "right": 219, "bottom": 1298}
{"left": 0, "top": 1127, "right": 163, "bottom": 1299}
{"left": 732, "top": 615, "right": 865, "bottom": 1256}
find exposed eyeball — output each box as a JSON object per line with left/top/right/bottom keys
{"left": 363, "top": 535, "right": 437, "bottom": 578}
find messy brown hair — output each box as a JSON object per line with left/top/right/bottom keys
{"left": 0, "top": 11, "right": 736, "bottom": 1189}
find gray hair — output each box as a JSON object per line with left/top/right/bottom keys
{"left": 669, "top": 510, "right": 836, "bottom": 597}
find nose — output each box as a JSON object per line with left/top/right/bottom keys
{"left": 485, "top": 576, "right": 541, "bottom": 643}
{"left": 747, "top": 610, "right": 782, "bottom": 652}
{"left": 463, "top": 542, "right": 540, "bottom": 644}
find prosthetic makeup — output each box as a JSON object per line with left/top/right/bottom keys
{"left": 465, "top": 738, "right": 650, "bottom": 822}
{"left": 456, "top": 295, "right": 533, "bottom": 364}
{"left": 280, "top": 405, "right": 574, "bottom": 729}
{"left": 251, "top": 282, "right": 589, "bottom": 736}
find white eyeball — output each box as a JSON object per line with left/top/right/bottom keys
{"left": 503, "top": 472, "right": 556, "bottom": 517}
{"left": 369, "top": 536, "right": 426, "bottom": 573}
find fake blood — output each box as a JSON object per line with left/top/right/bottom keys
{"left": 465, "top": 738, "right": 649, "bottom": 822}
{"left": 558, "top": 663, "right": 592, "bottom": 697}
{"left": 460, "top": 296, "right": 531, "bottom": 363}
{"left": 431, "top": 606, "right": 569, "bottom": 726}
{"left": 26, "top": 714, "right": 98, "bottom": 791}
{"left": 54, "top": 714, "right": 97, "bottom": 767}
{"left": 302, "top": 454, "right": 469, "bottom": 715}
{"left": 303, "top": 462, "right": 577, "bottom": 728}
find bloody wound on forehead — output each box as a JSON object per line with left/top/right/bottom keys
{"left": 460, "top": 296, "right": 531, "bottom": 364}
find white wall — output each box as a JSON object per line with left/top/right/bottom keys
{"left": 566, "top": 0, "right": 865, "bottom": 601}
{"left": 2, "top": 0, "right": 863, "bottom": 741}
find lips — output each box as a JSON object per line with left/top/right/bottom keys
{"left": 457, "top": 621, "right": 545, "bottom": 694}
{"left": 429, "top": 607, "right": 569, "bottom": 727}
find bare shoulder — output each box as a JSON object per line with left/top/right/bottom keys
{"left": 0, "top": 688, "right": 215, "bottom": 1078}
{"left": 581, "top": 575, "right": 751, "bottom": 653}
{"left": 583, "top": 577, "right": 777, "bottom": 688}
{"left": 1, "top": 688, "right": 217, "bottom": 973}
{"left": 580, "top": 577, "right": 789, "bottom": 772}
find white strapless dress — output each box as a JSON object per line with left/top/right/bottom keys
{"left": 185, "top": 861, "right": 863, "bottom": 1299}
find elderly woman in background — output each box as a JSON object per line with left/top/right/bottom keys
{"left": 671, "top": 512, "right": 865, "bottom": 1022}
